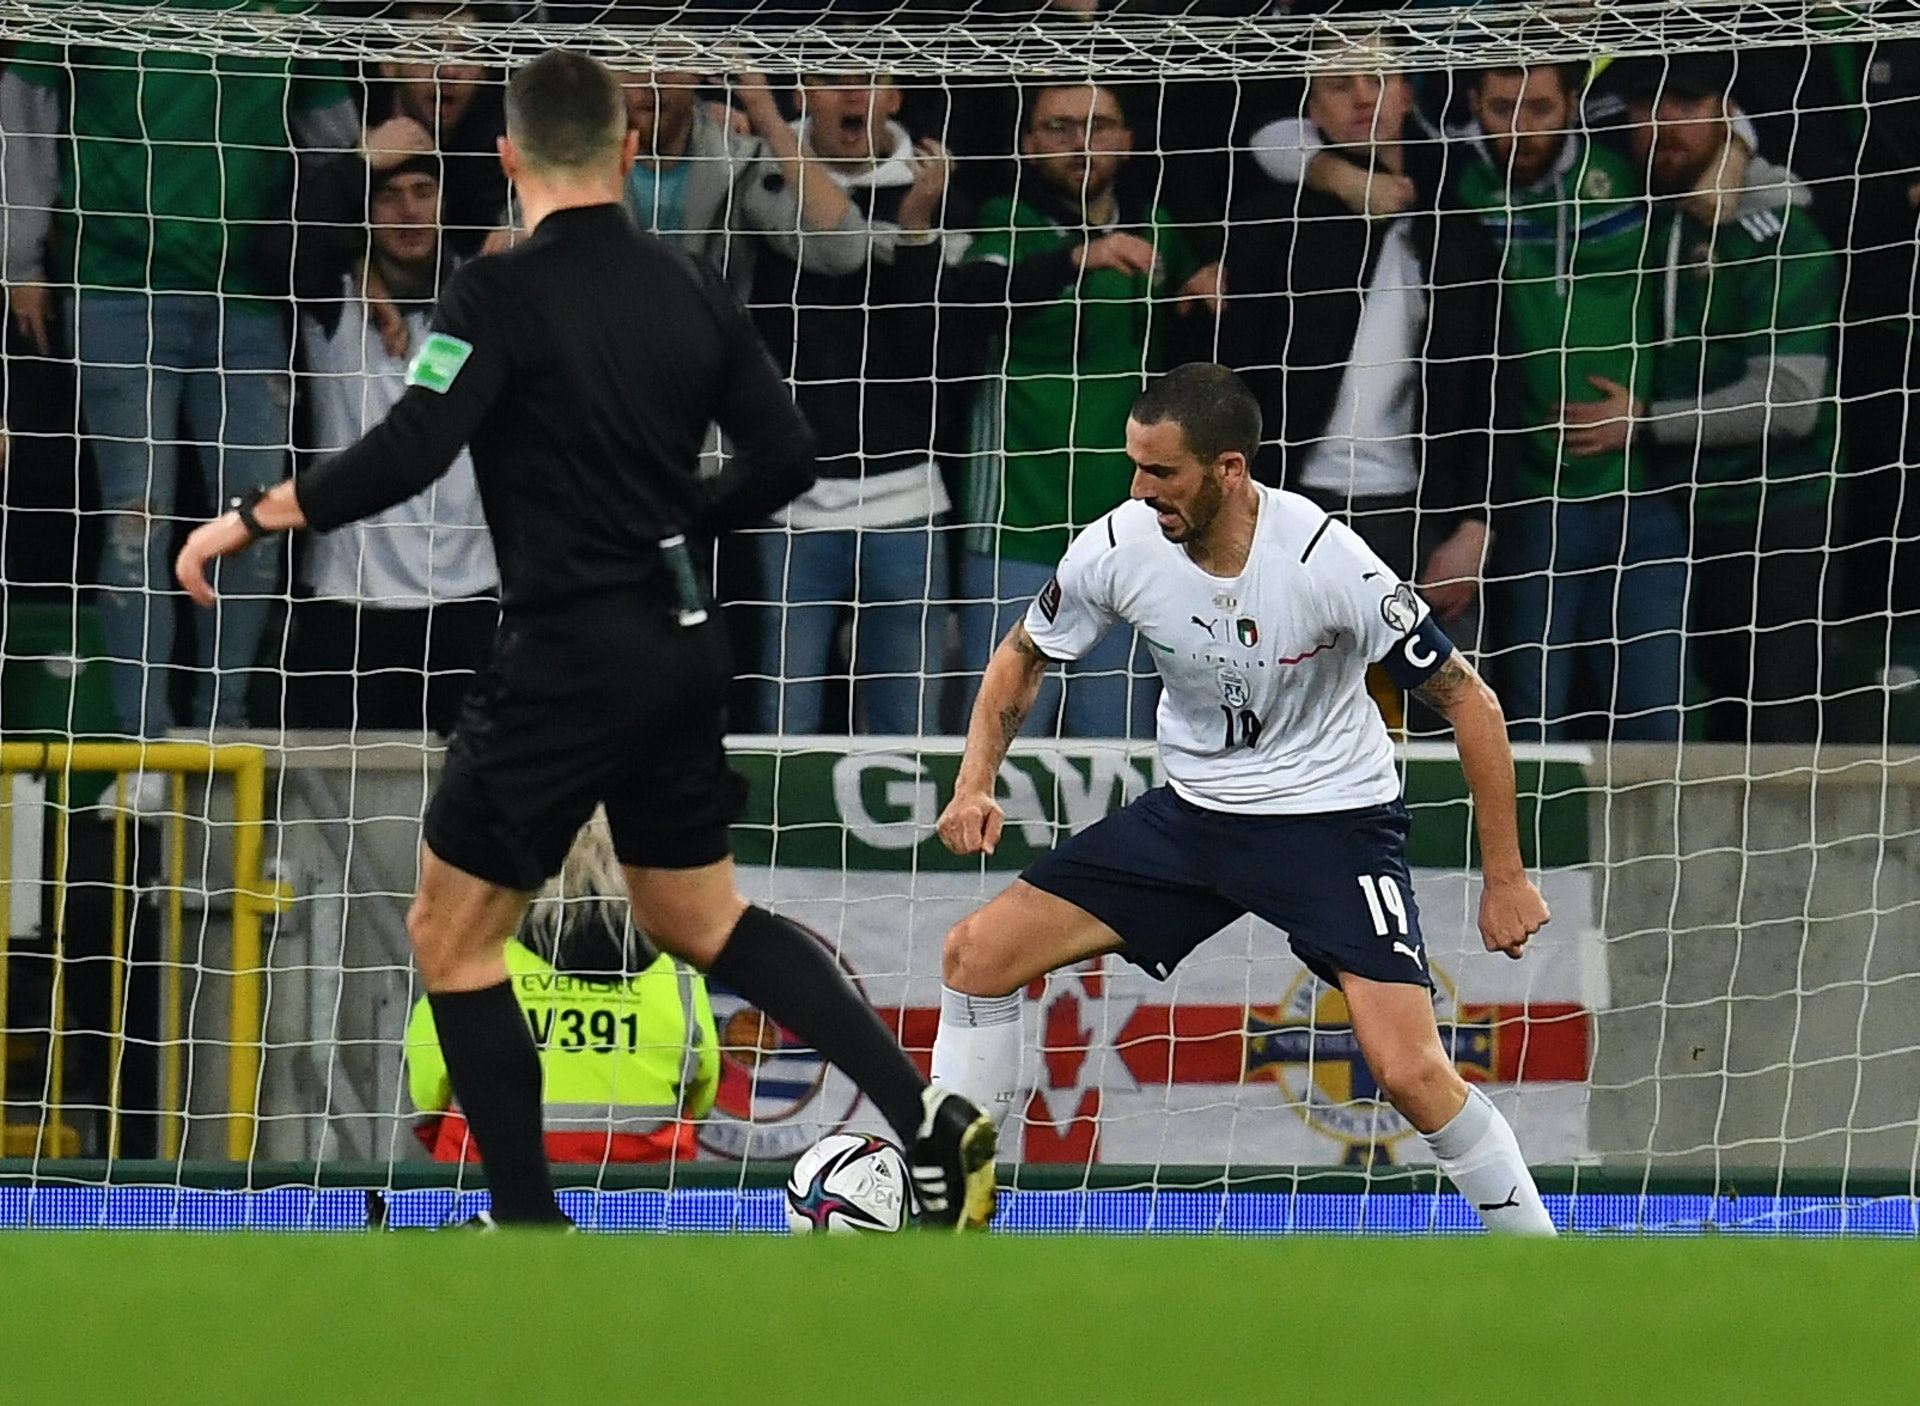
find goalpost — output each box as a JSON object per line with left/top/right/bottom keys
{"left": 2, "top": 0, "right": 1919, "bottom": 1233}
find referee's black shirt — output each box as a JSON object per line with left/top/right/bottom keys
{"left": 298, "top": 202, "right": 817, "bottom": 611}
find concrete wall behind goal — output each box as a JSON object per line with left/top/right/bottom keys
{"left": 1586, "top": 745, "right": 1920, "bottom": 1174}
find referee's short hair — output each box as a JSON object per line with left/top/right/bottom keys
{"left": 506, "top": 49, "right": 627, "bottom": 175}
{"left": 1131, "top": 363, "right": 1263, "bottom": 468}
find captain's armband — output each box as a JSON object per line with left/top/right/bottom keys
{"left": 1380, "top": 614, "right": 1454, "bottom": 690}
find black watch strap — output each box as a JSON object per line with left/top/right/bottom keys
{"left": 229, "top": 485, "right": 273, "bottom": 541}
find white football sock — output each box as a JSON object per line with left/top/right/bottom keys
{"left": 930, "top": 987, "right": 1022, "bottom": 1133}
{"left": 1423, "top": 1085, "right": 1557, "bottom": 1236}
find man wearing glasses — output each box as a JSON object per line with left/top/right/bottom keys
{"left": 951, "top": 83, "right": 1220, "bottom": 739}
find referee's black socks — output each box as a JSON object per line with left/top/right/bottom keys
{"left": 427, "top": 981, "right": 567, "bottom": 1226}
{"left": 708, "top": 905, "right": 927, "bottom": 1143}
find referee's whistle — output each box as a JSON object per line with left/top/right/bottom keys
{"left": 659, "top": 534, "right": 709, "bottom": 627}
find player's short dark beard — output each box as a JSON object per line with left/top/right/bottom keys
{"left": 1189, "top": 472, "right": 1226, "bottom": 538}
{"left": 1162, "top": 470, "right": 1225, "bottom": 543}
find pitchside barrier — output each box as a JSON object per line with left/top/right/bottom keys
{"left": 1, "top": 741, "right": 287, "bottom": 1164}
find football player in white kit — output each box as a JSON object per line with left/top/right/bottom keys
{"left": 931, "top": 363, "right": 1557, "bottom": 1234}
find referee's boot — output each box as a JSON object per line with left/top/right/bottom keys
{"left": 442, "top": 1208, "right": 577, "bottom": 1233}
{"left": 367, "top": 1193, "right": 576, "bottom": 1233}
{"left": 909, "top": 1086, "right": 998, "bottom": 1231}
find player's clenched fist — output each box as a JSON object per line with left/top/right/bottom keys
{"left": 1478, "top": 875, "right": 1551, "bottom": 961}
{"left": 938, "top": 789, "right": 1005, "bottom": 857}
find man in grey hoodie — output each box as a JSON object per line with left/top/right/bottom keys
{"left": 617, "top": 69, "right": 854, "bottom": 297}
{"left": 288, "top": 146, "right": 498, "bottom": 737}
{"left": 1564, "top": 54, "right": 1841, "bottom": 743}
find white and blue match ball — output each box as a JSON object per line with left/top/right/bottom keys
{"left": 784, "top": 1133, "right": 911, "bottom": 1234}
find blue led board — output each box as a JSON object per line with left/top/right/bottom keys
{"left": 2, "top": 1188, "right": 1916, "bottom": 1235}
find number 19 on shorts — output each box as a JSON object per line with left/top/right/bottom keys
{"left": 1357, "top": 874, "right": 1409, "bottom": 937}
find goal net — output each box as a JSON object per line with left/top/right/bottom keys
{"left": 2, "top": 0, "right": 1919, "bottom": 1234}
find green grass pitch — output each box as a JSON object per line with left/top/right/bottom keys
{"left": 2, "top": 1234, "right": 1917, "bottom": 1404}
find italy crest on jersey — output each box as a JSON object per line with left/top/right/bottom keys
{"left": 1234, "top": 617, "right": 1259, "bottom": 648}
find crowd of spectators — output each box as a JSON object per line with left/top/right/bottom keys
{"left": 3, "top": 0, "right": 1918, "bottom": 754}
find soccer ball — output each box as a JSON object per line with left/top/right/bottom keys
{"left": 784, "top": 1133, "right": 911, "bottom": 1234}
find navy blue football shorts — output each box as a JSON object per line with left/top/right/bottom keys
{"left": 1020, "top": 785, "right": 1432, "bottom": 989}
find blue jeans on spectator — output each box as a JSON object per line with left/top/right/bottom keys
{"left": 958, "top": 552, "right": 1157, "bottom": 739}
{"left": 756, "top": 521, "right": 949, "bottom": 735}
{"left": 1488, "top": 492, "right": 1687, "bottom": 742}
{"left": 75, "top": 292, "right": 290, "bottom": 736}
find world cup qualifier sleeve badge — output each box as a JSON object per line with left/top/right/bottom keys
{"left": 1037, "top": 574, "right": 1062, "bottom": 622}
{"left": 1380, "top": 582, "right": 1422, "bottom": 635}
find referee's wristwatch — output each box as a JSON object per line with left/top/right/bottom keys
{"left": 228, "top": 485, "right": 276, "bottom": 542}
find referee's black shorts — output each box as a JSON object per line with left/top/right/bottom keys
{"left": 424, "top": 589, "right": 747, "bottom": 891}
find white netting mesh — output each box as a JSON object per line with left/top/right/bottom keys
{"left": 1, "top": 0, "right": 1918, "bottom": 1231}
{"left": 0, "top": 1, "right": 1908, "bottom": 75}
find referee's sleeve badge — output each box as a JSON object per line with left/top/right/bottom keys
{"left": 405, "top": 333, "right": 476, "bottom": 394}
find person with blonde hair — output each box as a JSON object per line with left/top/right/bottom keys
{"left": 407, "top": 809, "right": 720, "bottom": 1164}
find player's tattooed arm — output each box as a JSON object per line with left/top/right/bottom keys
{"left": 939, "top": 620, "right": 1057, "bottom": 857}
{"left": 1411, "top": 649, "right": 1481, "bottom": 718}
{"left": 997, "top": 622, "right": 1054, "bottom": 749}
{"left": 1416, "top": 649, "right": 1553, "bottom": 959}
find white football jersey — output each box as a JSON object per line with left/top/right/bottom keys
{"left": 1025, "top": 485, "right": 1436, "bottom": 814}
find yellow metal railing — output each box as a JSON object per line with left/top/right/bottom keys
{"left": 0, "top": 742, "right": 286, "bottom": 1161}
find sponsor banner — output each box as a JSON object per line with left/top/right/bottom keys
{"left": 730, "top": 741, "right": 1590, "bottom": 872}
{"left": 700, "top": 741, "right": 1597, "bottom": 1167}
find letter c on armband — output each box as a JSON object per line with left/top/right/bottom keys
{"left": 1382, "top": 614, "right": 1454, "bottom": 689}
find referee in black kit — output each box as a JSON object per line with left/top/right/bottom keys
{"left": 177, "top": 50, "right": 996, "bottom": 1230}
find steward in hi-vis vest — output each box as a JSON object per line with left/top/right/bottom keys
{"left": 407, "top": 807, "right": 720, "bottom": 1164}
{"left": 409, "top": 937, "right": 718, "bottom": 1164}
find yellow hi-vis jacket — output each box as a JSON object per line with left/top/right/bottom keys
{"left": 406, "top": 938, "right": 720, "bottom": 1163}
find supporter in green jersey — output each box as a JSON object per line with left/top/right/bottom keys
{"left": 949, "top": 82, "right": 1219, "bottom": 738}
{"left": 1453, "top": 62, "right": 1686, "bottom": 741}
{"left": 1, "top": 4, "right": 356, "bottom": 746}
